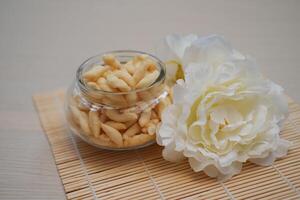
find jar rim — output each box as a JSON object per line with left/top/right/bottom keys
{"left": 76, "top": 50, "right": 166, "bottom": 96}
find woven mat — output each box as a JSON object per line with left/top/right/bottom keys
{"left": 33, "top": 89, "right": 300, "bottom": 200}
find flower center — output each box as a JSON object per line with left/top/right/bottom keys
{"left": 166, "top": 60, "right": 185, "bottom": 81}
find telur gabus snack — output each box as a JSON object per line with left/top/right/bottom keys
{"left": 65, "top": 51, "right": 172, "bottom": 150}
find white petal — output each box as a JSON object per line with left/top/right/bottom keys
{"left": 249, "top": 152, "right": 276, "bottom": 166}
{"left": 219, "top": 151, "right": 238, "bottom": 167}
{"left": 188, "top": 157, "right": 210, "bottom": 172}
{"left": 252, "top": 105, "right": 268, "bottom": 133}
{"left": 275, "top": 139, "right": 292, "bottom": 157}
{"left": 188, "top": 123, "right": 202, "bottom": 142}
{"left": 210, "top": 106, "right": 226, "bottom": 125}
{"left": 172, "top": 80, "right": 187, "bottom": 104}
{"left": 183, "top": 35, "right": 234, "bottom": 68}
{"left": 162, "top": 144, "right": 185, "bottom": 162}
{"left": 166, "top": 34, "right": 198, "bottom": 59}
{"left": 161, "top": 105, "right": 180, "bottom": 126}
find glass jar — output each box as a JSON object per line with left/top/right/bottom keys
{"left": 65, "top": 50, "right": 171, "bottom": 150}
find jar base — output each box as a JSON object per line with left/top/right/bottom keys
{"left": 68, "top": 126, "right": 156, "bottom": 151}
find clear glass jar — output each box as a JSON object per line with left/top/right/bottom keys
{"left": 65, "top": 50, "right": 171, "bottom": 150}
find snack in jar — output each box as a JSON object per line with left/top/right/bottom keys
{"left": 65, "top": 50, "right": 172, "bottom": 150}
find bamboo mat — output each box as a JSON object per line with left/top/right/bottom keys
{"left": 33, "top": 89, "right": 300, "bottom": 200}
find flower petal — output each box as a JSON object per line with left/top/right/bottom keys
{"left": 162, "top": 144, "right": 185, "bottom": 162}
{"left": 166, "top": 34, "right": 198, "bottom": 59}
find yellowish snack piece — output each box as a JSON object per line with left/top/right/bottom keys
{"left": 147, "top": 122, "right": 156, "bottom": 135}
{"left": 146, "top": 61, "right": 157, "bottom": 72}
{"left": 83, "top": 65, "right": 109, "bottom": 81}
{"left": 106, "top": 74, "right": 131, "bottom": 92}
{"left": 141, "top": 127, "right": 147, "bottom": 133}
{"left": 123, "top": 134, "right": 130, "bottom": 140}
{"left": 124, "top": 60, "right": 136, "bottom": 75}
{"left": 128, "top": 55, "right": 150, "bottom": 76}
{"left": 123, "top": 123, "right": 141, "bottom": 137}
{"left": 106, "top": 94, "right": 128, "bottom": 108}
{"left": 133, "top": 54, "right": 148, "bottom": 63}
{"left": 87, "top": 82, "right": 100, "bottom": 90}
{"left": 71, "top": 95, "right": 89, "bottom": 111}
{"left": 133, "top": 63, "right": 146, "bottom": 83}
{"left": 101, "top": 97, "right": 111, "bottom": 106}
{"left": 125, "top": 92, "right": 138, "bottom": 105}
{"left": 79, "top": 111, "right": 91, "bottom": 135}
{"left": 90, "top": 134, "right": 115, "bottom": 147}
{"left": 99, "top": 112, "right": 107, "bottom": 122}
{"left": 138, "top": 90, "right": 153, "bottom": 101}
{"left": 136, "top": 70, "right": 159, "bottom": 89}
{"left": 125, "top": 118, "right": 138, "bottom": 128}
{"left": 125, "top": 134, "right": 155, "bottom": 147}
{"left": 97, "top": 77, "right": 116, "bottom": 92}
{"left": 143, "top": 59, "right": 157, "bottom": 71}
{"left": 150, "top": 110, "right": 158, "bottom": 120}
{"left": 105, "top": 121, "right": 127, "bottom": 131}
{"left": 123, "top": 137, "right": 130, "bottom": 147}
{"left": 101, "top": 123, "right": 123, "bottom": 146}
{"left": 99, "top": 134, "right": 110, "bottom": 142}
{"left": 114, "top": 69, "right": 135, "bottom": 87}
{"left": 120, "top": 105, "right": 139, "bottom": 114}
{"left": 84, "top": 85, "right": 105, "bottom": 100}
{"left": 93, "top": 134, "right": 114, "bottom": 146}
{"left": 103, "top": 54, "right": 121, "bottom": 69}
{"left": 105, "top": 109, "right": 138, "bottom": 122}
{"left": 88, "top": 110, "right": 101, "bottom": 137}
{"left": 151, "top": 119, "right": 159, "bottom": 124}
{"left": 138, "top": 108, "right": 151, "bottom": 127}
{"left": 69, "top": 105, "right": 81, "bottom": 124}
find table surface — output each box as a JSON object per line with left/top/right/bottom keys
{"left": 0, "top": 0, "right": 299, "bottom": 199}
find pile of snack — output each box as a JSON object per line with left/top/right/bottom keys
{"left": 68, "top": 54, "right": 172, "bottom": 148}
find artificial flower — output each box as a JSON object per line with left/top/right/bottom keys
{"left": 157, "top": 35, "right": 290, "bottom": 180}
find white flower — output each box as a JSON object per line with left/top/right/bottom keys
{"left": 157, "top": 34, "right": 198, "bottom": 84}
{"left": 157, "top": 35, "right": 291, "bottom": 181}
